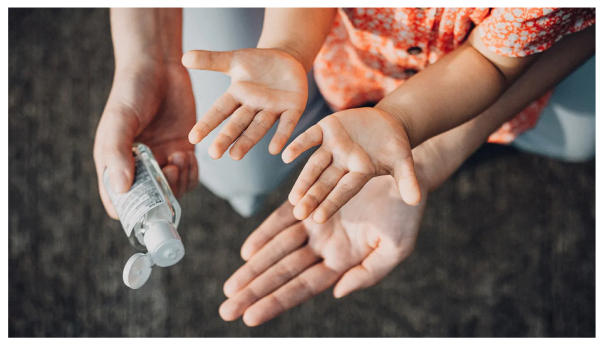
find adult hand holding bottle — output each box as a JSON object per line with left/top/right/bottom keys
{"left": 94, "top": 9, "right": 198, "bottom": 219}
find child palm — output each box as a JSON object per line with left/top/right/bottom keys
{"left": 282, "top": 107, "right": 422, "bottom": 223}
{"left": 182, "top": 48, "right": 308, "bottom": 160}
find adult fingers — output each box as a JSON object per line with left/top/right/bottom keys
{"left": 288, "top": 148, "right": 332, "bottom": 206}
{"left": 229, "top": 109, "right": 278, "bottom": 160}
{"left": 162, "top": 165, "right": 179, "bottom": 196}
{"left": 181, "top": 50, "right": 234, "bottom": 74}
{"left": 312, "top": 171, "right": 370, "bottom": 224}
{"left": 240, "top": 201, "right": 298, "bottom": 261}
{"left": 281, "top": 123, "right": 323, "bottom": 163}
{"left": 242, "top": 261, "right": 341, "bottom": 327}
{"left": 168, "top": 152, "right": 189, "bottom": 198}
{"left": 188, "top": 92, "right": 239, "bottom": 144}
{"left": 186, "top": 150, "right": 199, "bottom": 191}
{"left": 223, "top": 222, "right": 307, "bottom": 297}
{"left": 219, "top": 246, "right": 319, "bottom": 321}
{"left": 333, "top": 241, "right": 411, "bottom": 298}
{"left": 393, "top": 154, "right": 421, "bottom": 206}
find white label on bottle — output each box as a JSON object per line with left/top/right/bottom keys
{"left": 103, "top": 154, "right": 165, "bottom": 236}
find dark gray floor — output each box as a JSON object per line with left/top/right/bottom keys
{"left": 8, "top": 8, "right": 596, "bottom": 337}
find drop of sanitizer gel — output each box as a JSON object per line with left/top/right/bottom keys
{"left": 103, "top": 143, "right": 185, "bottom": 289}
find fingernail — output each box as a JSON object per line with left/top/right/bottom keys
{"left": 111, "top": 170, "right": 130, "bottom": 194}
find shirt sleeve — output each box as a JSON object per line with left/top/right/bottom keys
{"left": 477, "top": 8, "right": 595, "bottom": 57}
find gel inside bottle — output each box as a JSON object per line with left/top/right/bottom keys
{"left": 103, "top": 143, "right": 185, "bottom": 289}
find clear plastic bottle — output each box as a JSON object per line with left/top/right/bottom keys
{"left": 103, "top": 143, "right": 185, "bottom": 289}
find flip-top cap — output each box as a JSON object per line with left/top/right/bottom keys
{"left": 123, "top": 253, "right": 154, "bottom": 289}
{"left": 144, "top": 221, "right": 185, "bottom": 267}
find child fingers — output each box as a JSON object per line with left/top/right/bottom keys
{"left": 270, "top": 109, "right": 302, "bottom": 155}
{"left": 313, "top": 172, "right": 369, "bottom": 224}
{"left": 181, "top": 50, "right": 234, "bottom": 74}
{"left": 189, "top": 92, "right": 239, "bottom": 144}
{"left": 393, "top": 156, "right": 421, "bottom": 206}
{"left": 230, "top": 110, "right": 278, "bottom": 160}
{"left": 293, "top": 165, "right": 345, "bottom": 221}
{"left": 288, "top": 148, "right": 332, "bottom": 205}
{"left": 281, "top": 124, "right": 323, "bottom": 164}
{"left": 208, "top": 106, "right": 256, "bottom": 159}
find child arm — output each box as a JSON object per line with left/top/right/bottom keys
{"left": 284, "top": 25, "right": 595, "bottom": 222}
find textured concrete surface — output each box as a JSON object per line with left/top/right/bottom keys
{"left": 9, "top": 8, "right": 595, "bottom": 337}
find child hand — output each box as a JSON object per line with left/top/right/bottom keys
{"left": 182, "top": 48, "right": 308, "bottom": 160}
{"left": 282, "top": 107, "right": 422, "bottom": 223}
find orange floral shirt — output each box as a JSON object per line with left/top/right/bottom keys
{"left": 313, "top": 8, "right": 595, "bottom": 143}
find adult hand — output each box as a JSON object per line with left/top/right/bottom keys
{"left": 219, "top": 175, "right": 428, "bottom": 326}
{"left": 93, "top": 60, "right": 198, "bottom": 219}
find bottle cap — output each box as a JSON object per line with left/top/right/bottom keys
{"left": 123, "top": 253, "right": 154, "bottom": 289}
{"left": 144, "top": 221, "right": 185, "bottom": 267}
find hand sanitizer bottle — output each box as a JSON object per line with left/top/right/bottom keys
{"left": 103, "top": 143, "right": 185, "bottom": 289}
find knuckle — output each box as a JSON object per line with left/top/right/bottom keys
{"left": 278, "top": 117, "right": 297, "bottom": 133}
{"left": 295, "top": 276, "right": 316, "bottom": 298}
{"left": 229, "top": 115, "right": 249, "bottom": 131}
{"left": 294, "top": 177, "right": 312, "bottom": 192}
{"left": 195, "top": 120, "right": 211, "bottom": 133}
{"left": 103, "top": 146, "right": 122, "bottom": 163}
{"left": 272, "top": 262, "right": 294, "bottom": 281}
{"left": 237, "top": 133, "right": 255, "bottom": 147}
{"left": 302, "top": 193, "right": 320, "bottom": 208}
{"left": 321, "top": 198, "right": 341, "bottom": 214}
{"left": 310, "top": 159, "right": 327, "bottom": 173}
{"left": 253, "top": 115, "right": 272, "bottom": 134}
{"left": 217, "top": 132, "right": 234, "bottom": 145}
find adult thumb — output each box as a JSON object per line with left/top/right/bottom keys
{"left": 96, "top": 110, "right": 137, "bottom": 195}
{"left": 392, "top": 154, "right": 422, "bottom": 206}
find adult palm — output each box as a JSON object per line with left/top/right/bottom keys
{"left": 219, "top": 175, "right": 427, "bottom": 326}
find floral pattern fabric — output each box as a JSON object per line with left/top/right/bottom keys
{"left": 313, "top": 8, "right": 595, "bottom": 144}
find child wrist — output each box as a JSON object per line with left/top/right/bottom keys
{"left": 374, "top": 103, "right": 417, "bottom": 148}
{"left": 258, "top": 40, "right": 311, "bottom": 72}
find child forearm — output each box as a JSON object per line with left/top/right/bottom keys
{"left": 413, "top": 26, "right": 595, "bottom": 192}
{"left": 376, "top": 27, "right": 540, "bottom": 148}
{"left": 110, "top": 8, "right": 183, "bottom": 70}
{"left": 257, "top": 8, "right": 337, "bottom": 72}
